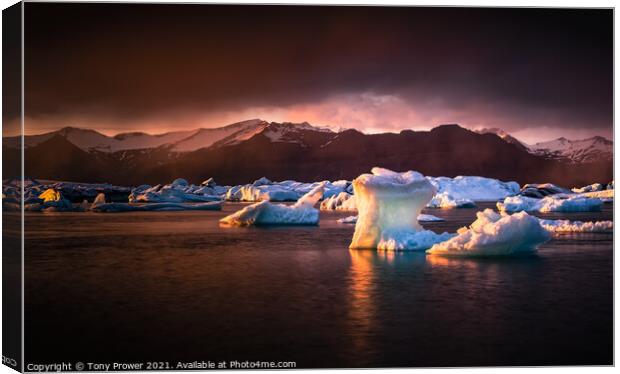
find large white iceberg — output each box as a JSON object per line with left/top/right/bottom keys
{"left": 497, "top": 195, "right": 603, "bottom": 213}
{"left": 539, "top": 219, "right": 613, "bottom": 233}
{"left": 426, "top": 176, "right": 519, "bottom": 202}
{"left": 427, "top": 209, "right": 550, "bottom": 256}
{"left": 348, "top": 168, "right": 452, "bottom": 251}
{"left": 220, "top": 183, "right": 325, "bottom": 226}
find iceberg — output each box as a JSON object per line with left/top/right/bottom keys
{"left": 417, "top": 213, "right": 445, "bottom": 222}
{"left": 348, "top": 168, "right": 453, "bottom": 251}
{"left": 320, "top": 192, "right": 357, "bottom": 211}
{"left": 577, "top": 189, "right": 613, "bottom": 202}
{"left": 91, "top": 193, "right": 222, "bottom": 212}
{"left": 539, "top": 219, "right": 613, "bottom": 233}
{"left": 220, "top": 183, "right": 325, "bottom": 226}
{"left": 129, "top": 179, "right": 222, "bottom": 203}
{"left": 337, "top": 215, "right": 358, "bottom": 224}
{"left": 35, "top": 188, "right": 73, "bottom": 211}
{"left": 571, "top": 183, "right": 604, "bottom": 194}
{"left": 226, "top": 178, "right": 346, "bottom": 202}
{"left": 225, "top": 184, "right": 300, "bottom": 202}
{"left": 519, "top": 183, "right": 570, "bottom": 198}
{"left": 497, "top": 195, "right": 603, "bottom": 213}
{"left": 427, "top": 209, "right": 550, "bottom": 256}
{"left": 426, "top": 192, "right": 476, "bottom": 209}
{"left": 426, "top": 176, "right": 519, "bottom": 202}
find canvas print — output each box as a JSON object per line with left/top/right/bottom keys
{"left": 2, "top": 2, "right": 613, "bottom": 371}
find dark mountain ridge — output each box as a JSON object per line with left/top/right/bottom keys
{"left": 3, "top": 123, "right": 612, "bottom": 188}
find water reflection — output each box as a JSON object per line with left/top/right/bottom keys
{"left": 346, "top": 249, "right": 377, "bottom": 358}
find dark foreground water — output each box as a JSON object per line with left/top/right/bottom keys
{"left": 24, "top": 203, "right": 613, "bottom": 368}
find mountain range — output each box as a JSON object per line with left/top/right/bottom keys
{"left": 2, "top": 120, "right": 613, "bottom": 187}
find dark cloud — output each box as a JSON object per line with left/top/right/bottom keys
{"left": 23, "top": 4, "right": 612, "bottom": 136}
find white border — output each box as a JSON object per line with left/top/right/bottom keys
{"left": 0, "top": 2, "right": 616, "bottom": 374}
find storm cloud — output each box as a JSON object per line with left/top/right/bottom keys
{"left": 21, "top": 4, "right": 612, "bottom": 141}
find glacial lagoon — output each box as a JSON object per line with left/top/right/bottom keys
{"left": 23, "top": 202, "right": 612, "bottom": 367}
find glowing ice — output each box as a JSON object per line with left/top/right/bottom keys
{"left": 220, "top": 183, "right": 325, "bottom": 226}
{"left": 497, "top": 195, "right": 603, "bottom": 213}
{"left": 539, "top": 219, "right": 613, "bottom": 233}
{"left": 348, "top": 168, "right": 452, "bottom": 251}
{"left": 427, "top": 209, "right": 550, "bottom": 256}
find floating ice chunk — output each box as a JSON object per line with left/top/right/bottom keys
{"left": 426, "top": 176, "right": 519, "bottom": 201}
{"left": 37, "top": 188, "right": 73, "bottom": 211}
{"left": 539, "top": 219, "right": 613, "bottom": 233}
{"left": 426, "top": 192, "right": 476, "bottom": 209}
{"left": 220, "top": 183, "right": 325, "bottom": 226}
{"left": 427, "top": 209, "right": 550, "bottom": 256}
{"left": 348, "top": 167, "right": 452, "bottom": 251}
{"left": 129, "top": 180, "right": 222, "bottom": 203}
{"left": 252, "top": 177, "right": 272, "bottom": 186}
{"left": 320, "top": 192, "right": 357, "bottom": 211}
{"left": 417, "top": 213, "right": 445, "bottom": 222}
{"left": 171, "top": 178, "right": 189, "bottom": 188}
{"left": 577, "top": 189, "right": 614, "bottom": 202}
{"left": 91, "top": 193, "right": 222, "bottom": 212}
{"left": 519, "top": 183, "right": 570, "bottom": 198}
{"left": 498, "top": 195, "right": 603, "bottom": 213}
{"left": 337, "top": 215, "right": 358, "bottom": 224}
{"left": 571, "top": 183, "right": 604, "bottom": 193}
{"left": 225, "top": 184, "right": 300, "bottom": 202}
{"left": 39, "top": 188, "right": 63, "bottom": 202}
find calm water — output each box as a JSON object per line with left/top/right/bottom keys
{"left": 24, "top": 203, "right": 613, "bottom": 368}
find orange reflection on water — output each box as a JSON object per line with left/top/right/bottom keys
{"left": 346, "top": 249, "right": 378, "bottom": 356}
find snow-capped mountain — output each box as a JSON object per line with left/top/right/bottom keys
{"left": 3, "top": 121, "right": 612, "bottom": 187}
{"left": 528, "top": 136, "right": 613, "bottom": 163}
{"left": 475, "top": 127, "right": 612, "bottom": 163}
{"left": 5, "top": 119, "right": 335, "bottom": 153}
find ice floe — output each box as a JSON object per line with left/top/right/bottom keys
{"left": 577, "top": 189, "right": 614, "bottom": 202}
{"left": 417, "top": 213, "right": 445, "bottom": 222}
{"left": 225, "top": 178, "right": 347, "bottom": 202}
{"left": 348, "top": 168, "right": 452, "bottom": 251}
{"left": 337, "top": 215, "right": 358, "bottom": 224}
{"left": 129, "top": 180, "right": 223, "bottom": 203}
{"left": 91, "top": 193, "right": 222, "bottom": 212}
{"left": 220, "top": 183, "right": 325, "bottom": 226}
{"left": 518, "top": 183, "right": 570, "bottom": 198}
{"left": 539, "top": 219, "right": 613, "bottom": 233}
{"left": 426, "top": 176, "right": 519, "bottom": 202}
{"left": 320, "top": 192, "right": 357, "bottom": 211}
{"left": 427, "top": 209, "right": 550, "bottom": 256}
{"left": 426, "top": 192, "right": 476, "bottom": 209}
{"left": 497, "top": 195, "right": 603, "bottom": 213}
{"left": 571, "top": 183, "right": 605, "bottom": 194}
